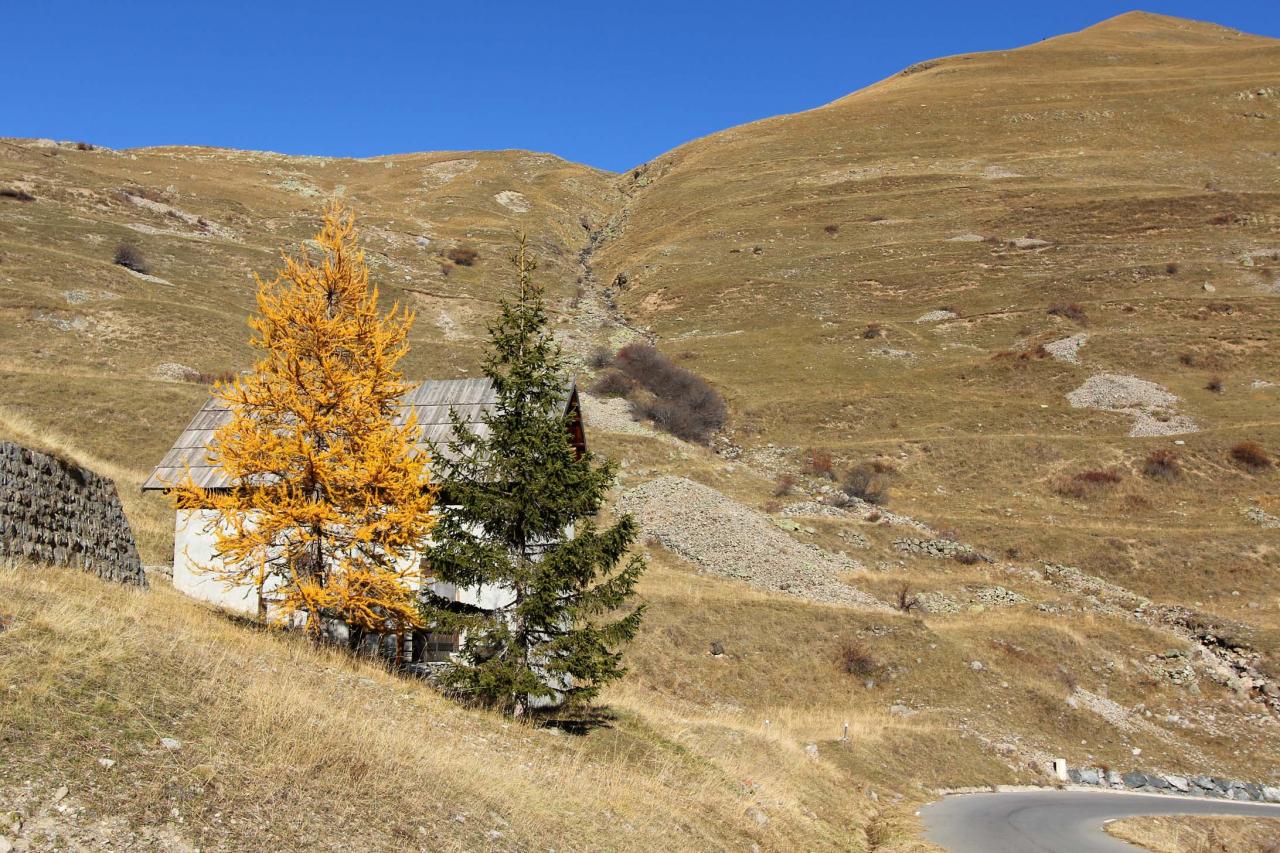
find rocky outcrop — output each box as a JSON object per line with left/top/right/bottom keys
{"left": 0, "top": 441, "right": 146, "bottom": 586}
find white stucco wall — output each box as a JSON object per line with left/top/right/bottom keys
{"left": 171, "top": 509, "right": 511, "bottom": 617}
{"left": 173, "top": 509, "right": 271, "bottom": 615}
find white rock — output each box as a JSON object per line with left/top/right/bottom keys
{"left": 53, "top": 785, "right": 68, "bottom": 802}
{"left": 97, "top": 758, "right": 115, "bottom": 769}
{"left": 161, "top": 737, "right": 182, "bottom": 750}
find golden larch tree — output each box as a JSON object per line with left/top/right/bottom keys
{"left": 172, "top": 203, "right": 436, "bottom": 648}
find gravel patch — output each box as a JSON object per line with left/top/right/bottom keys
{"left": 1043, "top": 333, "right": 1089, "bottom": 364}
{"left": 947, "top": 233, "right": 985, "bottom": 242}
{"left": 618, "top": 476, "right": 886, "bottom": 609}
{"left": 494, "top": 190, "right": 529, "bottom": 214}
{"left": 151, "top": 362, "right": 198, "bottom": 382}
{"left": 915, "top": 309, "right": 958, "bottom": 323}
{"left": 1244, "top": 506, "right": 1280, "bottom": 530}
{"left": 1066, "top": 373, "right": 1198, "bottom": 437}
{"left": 870, "top": 347, "right": 918, "bottom": 362}
{"left": 581, "top": 394, "right": 656, "bottom": 437}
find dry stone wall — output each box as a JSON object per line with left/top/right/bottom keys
{"left": 0, "top": 441, "right": 146, "bottom": 586}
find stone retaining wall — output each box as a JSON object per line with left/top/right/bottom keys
{"left": 1066, "top": 765, "right": 1280, "bottom": 803}
{"left": 0, "top": 441, "right": 146, "bottom": 586}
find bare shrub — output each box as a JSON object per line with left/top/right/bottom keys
{"left": 611, "top": 343, "right": 726, "bottom": 443}
{"left": 842, "top": 461, "right": 892, "bottom": 505}
{"left": 823, "top": 224, "right": 839, "bottom": 235}
{"left": 1206, "top": 376, "right": 1224, "bottom": 393}
{"left": 1053, "top": 468, "right": 1123, "bottom": 499}
{"left": 587, "top": 346, "right": 613, "bottom": 369}
{"left": 772, "top": 473, "right": 795, "bottom": 497}
{"left": 74, "top": 141, "right": 95, "bottom": 151}
{"left": 803, "top": 449, "right": 836, "bottom": 480}
{"left": 953, "top": 550, "right": 981, "bottom": 566}
{"left": 1142, "top": 449, "right": 1181, "bottom": 481}
{"left": 113, "top": 242, "right": 149, "bottom": 274}
{"left": 446, "top": 246, "right": 479, "bottom": 266}
{"left": 895, "top": 584, "right": 920, "bottom": 614}
{"left": 1047, "top": 303, "right": 1088, "bottom": 325}
{"left": 589, "top": 369, "right": 633, "bottom": 398}
{"left": 189, "top": 370, "right": 238, "bottom": 386}
{"left": 836, "top": 639, "right": 880, "bottom": 678}
{"left": 862, "top": 322, "right": 884, "bottom": 339}
{"left": 1231, "top": 441, "right": 1272, "bottom": 473}
{"left": 0, "top": 188, "right": 35, "bottom": 202}
{"left": 1165, "top": 262, "right": 1179, "bottom": 275}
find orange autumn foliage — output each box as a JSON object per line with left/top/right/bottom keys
{"left": 172, "top": 203, "right": 436, "bottom": 640}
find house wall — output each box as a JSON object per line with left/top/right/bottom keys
{"left": 172, "top": 509, "right": 507, "bottom": 616}
{"left": 174, "top": 509, "right": 271, "bottom": 615}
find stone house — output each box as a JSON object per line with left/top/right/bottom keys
{"left": 143, "top": 377, "right": 586, "bottom": 661}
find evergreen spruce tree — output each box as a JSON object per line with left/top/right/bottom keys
{"left": 420, "top": 236, "right": 644, "bottom": 715}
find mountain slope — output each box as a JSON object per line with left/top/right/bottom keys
{"left": 593, "top": 10, "right": 1280, "bottom": 616}
{"left": 1, "top": 12, "right": 1279, "bottom": 848}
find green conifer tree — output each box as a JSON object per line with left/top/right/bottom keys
{"left": 419, "top": 236, "right": 644, "bottom": 715}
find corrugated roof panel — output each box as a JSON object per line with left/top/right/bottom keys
{"left": 144, "top": 377, "right": 576, "bottom": 491}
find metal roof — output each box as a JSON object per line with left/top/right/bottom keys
{"left": 143, "top": 377, "right": 579, "bottom": 491}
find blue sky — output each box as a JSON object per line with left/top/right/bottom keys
{"left": 4, "top": 1, "right": 1276, "bottom": 172}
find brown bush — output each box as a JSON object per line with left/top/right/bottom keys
{"left": 1047, "top": 303, "right": 1088, "bottom": 325}
{"left": 836, "top": 639, "right": 880, "bottom": 679}
{"left": 589, "top": 369, "right": 633, "bottom": 398}
{"left": 953, "top": 550, "right": 981, "bottom": 566}
{"left": 1165, "top": 262, "right": 1179, "bottom": 275}
{"left": 1206, "top": 376, "right": 1224, "bottom": 393}
{"left": 113, "top": 242, "right": 149, "bottom": 274}
{"left": 0, "top": 188, "right": 35, "bottom": 202}
{"left": 189, "top": 370, "right": 239, "bottom": 386}
{"left": 842, "top": 461, "right": 892, "bottom": 505}
{"left": 823, "top": 224, "right": 839, "bottom": 235}
{"left": 863, "top": 323, "right": 884, "bottom": 339}
{"left": 772, "top": 473, "right": 795, "bottom": 497}
{"left": 1207, "top": 212, "right": 1232, "bottom": 225}
{"left": 1142, "top": 449, "right": 1181, "bottom": 481}
{"left": 446, "top": 246, "right": 479, "bottom": 266}
{"left": 803, "top": 449, "right": 836, "bottom": 480}
{"left": 1053, "top": 468, "right": 1123, "bottom": 499}
{"left": 1230, "top": 441, "right": 1272, "bottom": 473}
{"left": 610, "top": 343, "right": 726, "bottom": 443}
{"left": 74, "top": 141, "right": 95, "bottom": 151}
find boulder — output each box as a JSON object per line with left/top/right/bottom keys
{"left": 1079, "top": 769, "right": 1100, "bottom": 786}
{"left": 1165, "top": 774, "right": 1190, "bottom": 793}
{"left": 1122, "top": 771, "right": 1148, "bottom": 789}
{"left": 1262, "top": 786, "right": 1280, "bottom": 803}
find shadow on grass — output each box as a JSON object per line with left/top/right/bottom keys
{"left": 536, "top": 707, "right": 618, "bottom": 736}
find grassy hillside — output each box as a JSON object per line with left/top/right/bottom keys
{"left": 1, "top": 563, "right": 901, "bottom": 852}
{"left": 593, "top": 11, "right": 1280, "bottom": 620}
{"left": 2, "top": 10, "right": 1279, "bottom": 850}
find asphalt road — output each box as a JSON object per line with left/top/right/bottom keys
{"left": 920, "top": 789, "right": 1280, "bottom": 852}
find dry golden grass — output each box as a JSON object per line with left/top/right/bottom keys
{"left": 1106, "top": 815, "right": 1280, "bottom": 853}
{"left": 0, "top": 563, "right": 887, "bottom": 851}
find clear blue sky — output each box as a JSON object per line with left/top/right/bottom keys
{"left": 4, "top": 1, "right": 1276, "bottom": 172}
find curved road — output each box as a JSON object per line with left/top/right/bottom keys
{"left": 921, "top": 790, "right": 1280, "bottom": 852}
